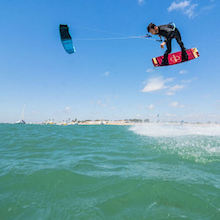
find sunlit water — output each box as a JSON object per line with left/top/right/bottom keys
{"left": 0, "top": 123, "right": 219, "bottom": 219}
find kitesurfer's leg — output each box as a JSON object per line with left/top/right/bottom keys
{"left": 174, "top": 28, "right": 188, "bottom": 61}
{"left": 162, "top": 39, "right": 171, "bottom": 65}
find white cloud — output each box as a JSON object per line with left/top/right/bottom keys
{"left": 170, "top": 101, "right": 179, "bottom": 107}
{"left": 142, "top": 76, "right": 192, "bottom": 95}
{"left": 97, "top": 100, "right": 107, "bottom": 107}
{"left": 200, "top": 4, "right": 215, "bottom": 13}
{"left": 184, "top": 3, "right": 198, "bottom": 18}
{"left": 181, "top": 77, "right": 197, "bottom": 83}
{"left": 146, "top": 68, "right": 155, "bottom": 73}
{"left": 170, "top": 84, "right": 185, "bottom": 91}
{"left": 166, "top": 91, "right": 174, "bottom": 96}
{"left": 165, "top": 113, "right": 177, "bottom": 117}
{"left": 148, "top": 104, "right": 155, "bottom": 110}
{"left": 179, "top": 70, "right": 188, "bottom": 74}
{"left": 168, "top": 1, "right": 190, "bottom": 12}
{"left": 103, "top": 71, "right": 110, "bottom": 77}
{"left": 166, "top": 84, "right": 185, "bottom": 95}
{"left": 64, "top": 106, "right": 71, "bottom": 113}
{"left": 138, "top": 0, "right": 145, "bottom": 5}
{"left": 168, "top": 1, "right": 198, "bottom": 18}
{"left": 170, "top": 101, "right": 184, "bottom": 108}
{"left": 142, "top": 76, "right": 173, "bottom": 93}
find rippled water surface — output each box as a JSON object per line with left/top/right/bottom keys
{"left": 0, "top": 123, "right": 220, "bottom": 219}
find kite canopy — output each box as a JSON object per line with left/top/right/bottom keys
{"left": 59, "top": 24, "right": 75, "bottom": 54}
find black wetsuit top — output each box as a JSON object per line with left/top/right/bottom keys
{"left": 157, "top": 24, "right": 176, "bottom": 42}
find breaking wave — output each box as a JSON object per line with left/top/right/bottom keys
{"left": 130, "top": 123, "right": 220, "bottom": 137}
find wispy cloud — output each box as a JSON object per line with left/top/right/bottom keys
{"left": 148, "top": 104, "right": 155, "bottom": 110}
{"left": 185, "top": 3, "right": 198, "bottom": 18}
{"left": 146, "top": 68, "right": 155, "bottom": 73}
{"left": 142, "top": 76, "right": 173, "bottom": 93}
{"left": 137, "top": 0, "right": 145, "bottom": 5}
{"left": 170, "top": 85, "right": 185, "bottom": 91}
{"left": 168, "top": 1, "right": 198, "bottom": 18}
{"left": 166, "top": 84, "right": 185, "bottom": 96}
{"left": 103, "top": 71, "right": 110, "bottom": 77}
{"left": 64, "top": 106, "right": 71, "bottom": 113}
{"left": 97, "top": 100, "right": 107, "bottom": 107}
{"left": 142, "top": 75, "right": 193, "bottom": 95}
{"left": 181, "top": 77, "right": 197, "bottom": 83}
{"left": 165, "top": 113, "right": 177, "bottom": 117}
{"left": 170, "top": 101, "right": 184, "bottom": 108}
{"left": 168, "top": 1, "right": 190, "bottom": 12}
{"left": 200, "top": 4, "right": 215, "bottom": 14}
{"left": 166, "top": 77, "right": 194, "bottom": 95}
{"left": 179, "top": 70, "right": 188, "bottom": 74}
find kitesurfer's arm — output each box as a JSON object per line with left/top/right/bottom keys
{"left": 161, "top": 41, "right": 166, "bottom": 49}
{"left": 159, "top": 35, "right": 166, "bottom": 49}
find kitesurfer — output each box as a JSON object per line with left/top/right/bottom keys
{"left": 147, "top": 23, "right": 188, "bottom": 66}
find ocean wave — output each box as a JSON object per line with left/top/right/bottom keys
{"left": 130, "top": 123, "right": 220, "bottom": 137}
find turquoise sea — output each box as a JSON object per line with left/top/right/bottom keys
{"left": 0, "top": 123, "right": 220, "bottom": 220}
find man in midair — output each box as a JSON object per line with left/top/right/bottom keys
{"left": 147, "top": 23, "right": 188, "bottom": 66}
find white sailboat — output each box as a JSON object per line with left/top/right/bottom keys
{"left": 16, "top": 105, "right": 26, "bottom": 124}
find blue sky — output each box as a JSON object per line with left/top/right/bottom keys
{"left": 0, "top": 0, "right": 219, "bottom": 122}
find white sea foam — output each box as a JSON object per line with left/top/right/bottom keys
{"left": 130, "top": 123, "right": 220, "bottom": 163}
{"left": 130, "top": 123, "right": 220, "bottom": 137}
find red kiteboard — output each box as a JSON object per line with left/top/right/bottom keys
{"left": 152, "top": 48, "right": 199, "bottom": 67}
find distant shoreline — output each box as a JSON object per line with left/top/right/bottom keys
{"left": 2, "top": 121, "right": 220, "bottom": 126}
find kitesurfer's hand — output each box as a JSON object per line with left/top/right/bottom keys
{"left": 160, "top": 42, "right": 166, "bottom": 49}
